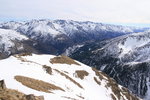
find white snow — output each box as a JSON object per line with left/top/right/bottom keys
{"left": 64, "top": 44, "right": 84, "bottom": 56}
{"left": 32, "top": 24, "right": 60, "bottom": 36}
{"left": 118, "top": 32, "right": 150, "bottom": 58}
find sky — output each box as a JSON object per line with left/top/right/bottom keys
{"left": 0, "top": 0, "right": 150, "bottom": 27}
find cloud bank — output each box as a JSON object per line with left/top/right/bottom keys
{"left": 0, "top": 0, "right": 150, "bottom": 24}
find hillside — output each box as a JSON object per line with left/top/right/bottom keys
{"left": 0, "top": 53, "right": 141, "bottom": 100}
{"left": 68, "top": 30, "right": 150, "bottom": 99}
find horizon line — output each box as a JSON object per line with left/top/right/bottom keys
{"left": 0, "top": 18, "right": 150, "bottom": 28}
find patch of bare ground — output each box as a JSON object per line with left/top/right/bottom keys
{"left": 93, "top": 77, "right": 101, "bottom": 85}
{"left": 0, "top": 88, "right": 24, "bottom": 100}
{"left": 92, "top": 68, "right": 104, "bottom": 80}
{"left": 0, "top": 89, "right": 44, "bottom": 100}
{"left": 54, "top": 69, "right": 83, "bottom": 89}
{"left": 75, "top": 70, "right": 89, "bottom": 79}
{"left": 43, "top": 65, "right": 52, "bottom": 75}
{"left": 14, "top": 55, "right": 42, "bottom": 66}
{"left": 120, "top": 87, "right": 140, "bottom": 100}
{"left": 61, "top": 96, "right": 78, "bottom": 100}
{"left": 14, "top": 75, "right": 64, "bottom": 93}
{"left": 106, "top": 78, "right": 123, "bottom": 100}
{"left": 64, "top": 71, "right": 69, "bottom": 74}
{"left": 76, "top": 94, "right": 84, "bottom": 99}
{"left": 110, "top": 94, "right": 116, "bottom": 100}
{"left": 0, "top": 80, "right": 44, "bottom": 100}
{"left": 14, "top": 55, "right": 28, "bottom": 62}
{"left": 17, "top": 53, "right": 32, "bottom": 56}
{"left": 50, "top": 55, "right": 80, "bottom": 65}
{"left": 14, "top": 53, "right": 32, "bottom": 62}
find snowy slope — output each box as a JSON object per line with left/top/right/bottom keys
{"left": 0, "top": 53, "right": 140, "bottom": 100}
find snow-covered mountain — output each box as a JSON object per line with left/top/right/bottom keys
{"left": 0, "top": 21, "right": 23, "bottom": 30}
{"left": 67, "top": 30, "right": 150, "bottom": 99}
{"left": 17, "top": 19, "right": 135, "bottom": 37}
{"left": 0, "top": 19, "right": 149, "bottom": 55}
{"left": 0, "top": 53, "right": 141, "bottom": 100}
{"left": 1, "top": 19, "right": 144, "bottom": 36}
{"left": 0, "top": 28, "right": 38, "bottom": 59}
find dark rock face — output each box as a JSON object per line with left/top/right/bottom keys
{"left": 38, "top": 96, "right": 44, "bottom": 100}
{"left": 0, "top": 80, "right": 6, "bottom": 90}
{"left": 120, "top": 63, "right": 149, "bottom": 97}
{"left": 23, "top": 94, "right": 36, "bottom": 100}
{"left": 23, "top": 94, "right": 44, "bottom": 100}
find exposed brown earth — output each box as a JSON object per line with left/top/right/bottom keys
{"left": 14, "top": 75, "right": 64, "bottom": 93}
{"left": 93, "top": 77, "right": 101, "bottom": 85}
{"left": 76, "top": 95, "right": 84, "bottom": 99}
{"left": 92, "top": 67, "right": 104, "bottom": 80}
{"left": 54, "top": 69, "right": 83, "bottom": 89}
{"left": 50, "top": 55, "right": 80, "bottom": 65}
{"left": 75, "top": 70, "right": 89, "bottom": 79}
{"left": 0, "top": 80, "right": 44, "bottom": 100}
{"left": 43, "top": 65, "right": 52, "bottom": 75}
{"left": 17, "top": 53, "right": 32, "bottom": 56}
{"left": 0, "top": 88, "right": 25, "bottom": 100}
{"left": 61, "top": 96, "right": 78, "bottom": 100}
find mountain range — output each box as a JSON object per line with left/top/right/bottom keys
{"left": 0, "top": 19, "right": 148, "bottom": 58}
{"left": 0, "top": 19, "right": 150, "bottom": 100}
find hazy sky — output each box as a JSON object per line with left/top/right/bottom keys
{"left": 0, "top": 0, "right": 150, "bottom": 26}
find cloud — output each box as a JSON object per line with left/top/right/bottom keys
{"left": 0, "top": 0, "right": 150, "bottom": 24}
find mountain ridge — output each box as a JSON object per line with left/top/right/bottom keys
{"left": 0, "top": 19, "right": 149, "bottom": 58}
